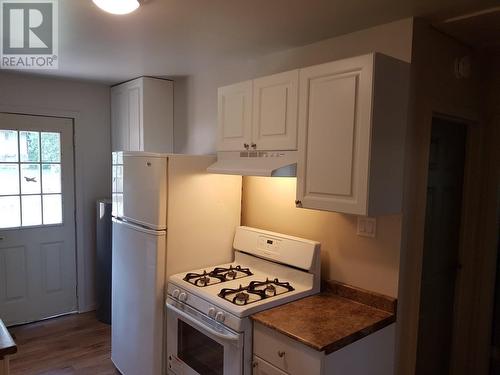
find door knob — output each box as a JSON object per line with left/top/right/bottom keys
{"left": 295, "top": 200, "right": 302, "bottom": 207}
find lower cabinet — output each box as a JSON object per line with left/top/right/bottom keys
{"left": 253, "top": 322, "right": 396, "bottom": 375}
{"left": 253, "top": 323, "right": 321, "bottom": 374}
{"left": 253, "top": 356, "right": 288, "bottom": 375}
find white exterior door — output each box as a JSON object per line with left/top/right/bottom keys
{"left": 0, "top": 113, "right": 77, "bottom": 326}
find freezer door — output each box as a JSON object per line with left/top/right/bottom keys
{"left": 111, "top": 219, "right": 166, "bottom": 375}
{"left": 122, "top": 153, "right": 167, "bottom": 229}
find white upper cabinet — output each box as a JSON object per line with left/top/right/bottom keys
{"left": 252, "top": 70, "right": 299, "bottom": 151}
{"left": 217, "top": 81, "right": 253, "bottom": 151}
{"left": 111, "top": 77, "right": 174, "bottom": 153}
{"left": 296, "top": 53, "right": 409, "bottom": 216}
{"left": 217, "top": 70, "right": 299, "bottom": 152}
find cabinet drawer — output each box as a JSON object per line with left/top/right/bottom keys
{"left": 253, "top": 323, "right": 321, "bottom": 375}
{"left": 253, "top": 356, "right": 288, "bottom": 375}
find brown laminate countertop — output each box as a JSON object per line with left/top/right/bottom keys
{"left": 251, "top": 282, "right": 396, "bottom": 355}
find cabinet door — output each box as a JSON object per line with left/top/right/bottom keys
{"left": 252, "top": 70, "right": 299, "bottom": 151}
{"left": 127, "top": 81, "right": 143, "bottom": 151}
{"left": 111, "top": 87, "right": 129, "bottom": 152}
{"left": 296, "top": 55, "right": 374, "bottom": 215}
{"left": 217, "top": 81, "right": 253, "bottom": 151}
{"left": 253, "top": 356, "right": 288, "bottom": 375}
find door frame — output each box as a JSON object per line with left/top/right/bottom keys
{"left": 0, "top": 104, "right": 88, "bottom": 313}
{"left": 395, "top": 18, "right": 486, "bottom": 375}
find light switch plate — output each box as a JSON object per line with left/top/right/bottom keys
{"left": 357, "top": 217, "right": 376, "bottom": 238}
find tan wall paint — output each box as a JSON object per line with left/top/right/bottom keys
{"left": 232, "top": 19, "right": 414, "bottom": 300}
{"left": 174, "top": 17, "right": 414, "bottom": 298}
{"left": 241, "top": 177, "right": 402, "bottom": 298}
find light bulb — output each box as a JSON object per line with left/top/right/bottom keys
{"left": 93, "top": 0, "right": 140, "bottom": 15}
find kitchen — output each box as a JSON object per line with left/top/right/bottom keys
{"left": 0, "top": 1, "right": 499, "bottom": 375}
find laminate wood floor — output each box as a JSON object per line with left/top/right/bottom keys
{"left": 8, "top": 313, "right": 119, "bottom": 375}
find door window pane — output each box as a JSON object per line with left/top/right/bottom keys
{"left": 42, "top": 164, "right": 61, "bottom": 193}
{"left": 116, "top": 165, "right": 123, "bottom": 193}
{"left": 0, "top": 130, "right": 18, "bottom": 162}
{"left": 112, "top": 193, "right": 123, "bottom": 218}
{"left": 41, "top": 132, "right": 61, "bottom": 162}
{"left": 43, "top": 194, "right": 62, "bottom": 224}
{"left": 0, "top": 196, "right": 21, "bottom": 228}
{"left": 21, "top": 195, "right": 42, "bottom": 226}
{"left": 0, "top": 129, "right": 63, "bottom": 228}
{"left": 19, "top": 131, "right": 40, "bottom": 162}
{"left": 0, "top": 164, "right": 20, "bottom": 195}
{"left": 21, "top": 164, "right": 41, "bottom": 194}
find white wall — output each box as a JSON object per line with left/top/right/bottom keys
{"left": 0, "top": 72, "right": 110, "bottom": 312}
{"left": 173, "top": 18, "right": 413, "bottom": 155}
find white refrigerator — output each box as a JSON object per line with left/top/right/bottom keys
{"left": 111, "top": 152, "right": 242, "bottom": 375}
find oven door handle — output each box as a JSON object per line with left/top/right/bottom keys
{"left": 167, "top": 302, "right": 242, "bottom": 344}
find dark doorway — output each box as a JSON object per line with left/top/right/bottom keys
{"left": 490, "top": 199, "right": 500, "bottom": 375}
{"left": 416, "top": 117, "right": 467, "bottom": 374}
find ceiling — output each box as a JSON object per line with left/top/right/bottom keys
{"left": 434, "top": 7, "right": 500, "bottom": 51}
{"left": 12, "top": 0, "right": 500, "bottom": 84}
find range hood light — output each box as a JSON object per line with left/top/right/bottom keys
{"left": 93, "top": 0, "right": 141, "bottom": 15}
{"left": 207, "top": 151, "right": 298, "bottom": 177}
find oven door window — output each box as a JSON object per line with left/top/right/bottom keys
{"left": 178, "top": 320, "right": 224, "bottom": 375}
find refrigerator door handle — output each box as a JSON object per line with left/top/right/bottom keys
{"left": 112, "top": 218, "right": 165, "bottom": 236}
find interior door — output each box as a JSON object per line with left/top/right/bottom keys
{"left": 0, "top": 113, "right": 77, "bottom": 326}
{"left": 416, "top": 118, "right": 467, "bottom": 374}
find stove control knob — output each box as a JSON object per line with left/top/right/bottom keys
{"left": 215, "top": 312, "right": 225, "bottom": 323}
{"left": 179, "top": 292, "right": 188, "bottom": 302}
{"left": 172, "top": 289, "right": 180, "bottom": 299}
{"left": 208, "top": 308, "right": 216, "bottom": 318}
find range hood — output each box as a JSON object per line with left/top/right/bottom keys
{"left": 207, "top": 151, "right": 297, "bottom": 177}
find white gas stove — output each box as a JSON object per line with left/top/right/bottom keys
{"left": 166, "top": 226, "right": 321, "bottom": 375}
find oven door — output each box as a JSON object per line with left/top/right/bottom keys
{"left": 166, "top": 298, "right": 244, "bottom": 375}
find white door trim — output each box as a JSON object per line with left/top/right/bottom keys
{"left": 0, "top": 104, "right": 91, "bottom": 313}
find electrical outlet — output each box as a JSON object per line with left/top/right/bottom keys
{"left": 357, "top": 217, "right": 376, "bottom": 238}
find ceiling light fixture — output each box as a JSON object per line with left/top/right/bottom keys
{"left": 93, "top": 0, "right": 142, "bottom": 15}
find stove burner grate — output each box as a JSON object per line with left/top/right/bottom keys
{"left": 183, "top": 265, "right": 253, "bottom": 287}
{"left": 218, "top": 278, "right": 295, "bottom": 305}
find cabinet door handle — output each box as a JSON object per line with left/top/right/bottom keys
{"left": 251, "top": 143, "right": 257, "bottom": 149}
{"left": 252, "top": 361, "right": 259, "bottom": 368}
{"left": 278, "top": 351, "right": 286, "bottom": 358}
{"left": 295, "top": 200, "right": 302, "bottom": 207}
{"left": 244, "top": 143, "right": 250, "bottom": 150}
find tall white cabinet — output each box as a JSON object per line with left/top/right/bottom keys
{"left": 111, "top": 77, "right": 174, "bottom": 153}
{"left": 217, "top": 70, "right": 299, "bottom": 151}
{"left": 295, "top": 54, "right": 409, "bottom": 216}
